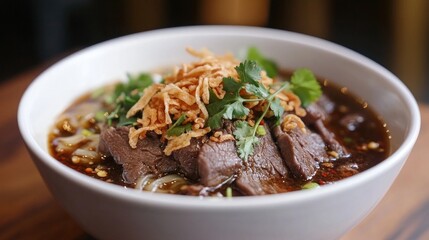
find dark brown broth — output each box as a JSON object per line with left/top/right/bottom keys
{"left": 311, "top": 81, "right": 390, "bottom": 184}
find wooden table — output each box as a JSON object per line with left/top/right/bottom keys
{"left": 1, "top": 64, "right": 428, "bottom": 240}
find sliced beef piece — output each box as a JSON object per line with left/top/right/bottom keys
{"left": 304, "top": 95, "right": 349, "bottom": 158}
{"left": 172, "top": 136, "right": 208, "bottom": 181}
{"left": 198, "top": 139, "right": 242, "bottom": 187}
{"left": 99, "top": 127, "right": 177, "bottom": 184}
{"left": 313, "top": 120, "right": 349, "bottom": 157}
{"left": 198, "top": 120, "right": 242, "bottom": 187}
{"left": 236, "top": 125, "right": 290, "bottom": 195}
{"left": 303, "top": 94, "right": 334, "bottom": 124}
{"left": 273, "top": 126, "right": 328, "bottom": 180}
{"left": 303, "top": 101, "right": 327, "bottom": 124}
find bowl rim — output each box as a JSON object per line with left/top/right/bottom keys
{"left": 18, "top": 25, "right": 421, "bottom": 209}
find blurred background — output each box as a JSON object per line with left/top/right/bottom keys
{"left": 1, "top": 0, "right": 428, "bottom": 102}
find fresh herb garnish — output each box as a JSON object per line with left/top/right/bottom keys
{"left": 103, "top": 50, "right": 321, "bottom": 161}
{"left": 256, "top": 125, "right": 266, "bottom": 136}
{"left": 166, "top": 114, "right": 192, "bottom": 136}
{"left": 226, "top": 187, "right": 233, "bottom": 198}
{"left": 235, "top": 60, "right": 263, "bottom": 85}
{"left": 207, "top": 61, "right": 270, "bottom": 130}
{"left": 246, "top": 47, "right": 278, "bottom": 78}
{"left": 106, "top": 73, "right": 153, "bottom": 125}
{"left": 302, "top": 182, "right": 320, "bottom": 189}
{"left": 206, "top": 59, "right": 321, "bottom": 161}
{"left": 290, "top": 69, "right": 322, "bottom": 107}
{"left": 233, "top": 121, "right": 260, "bottom": 160}
{"left": 206, "top": 64, "right": 258, "bottom": 129}
{"left": 81, "top": 129, "right": 93, "bottom": 137}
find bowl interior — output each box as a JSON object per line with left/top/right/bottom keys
{"left": 18, "top": 26, "right": 420, "bottom": 205}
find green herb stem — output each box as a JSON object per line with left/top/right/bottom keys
{"left": 268, "top": 82, "right": 290, "bottom": 101}
{"left": 241, "top": 98, "right": 264, "bottom": 102}
{"left": 249, "top": 81, "right": 289, "bottom": 137}
{"left": 252, "top": 101, "right": 271, "bottom": 136}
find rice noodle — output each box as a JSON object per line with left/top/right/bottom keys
{"left": 135, "top": 174, "right": 155, "bottom": 190}
{"left": 56, "top": 135, "right": 86, "bottom": 151}
{"left": 72, "top": 148, "right": 99, "bottom": 159}
{"left": 145, "top": 174, "right": 188, "bottom": 193}
{"left": 71, "top": 148, "right": 101, "bottom": 164}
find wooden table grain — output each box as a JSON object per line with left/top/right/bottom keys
{"left": 1, "top": 64, "right": 428, "bottom": 240}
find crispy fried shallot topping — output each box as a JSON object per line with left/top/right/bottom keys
{"left": 127, "top": 48, "right": 306, "bottom": 155}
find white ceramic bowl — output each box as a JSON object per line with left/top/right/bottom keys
{"left": 18, "top": 26, "right": 420, "bottom": 240}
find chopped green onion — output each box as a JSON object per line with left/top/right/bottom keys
{"left": 246, "top": 47, "right": 278, "bottom": 78}
{"left": 302, "top": 182, "right": 320, "bottom": 190}
{"left": 104, "top": 73, "right": 154, "bottom": 126}
{"left": 256, "top": 125, "right": 266, "bottom": 136}
{"left": 95, "top": 111, "right": 106, "bottom": 122}
{"left": 81, "top": 129, "right": 93, "bottom": 137}
{"left": 166, "top": 114, "right": 192, "bottom": 136}
{"left": 226, "top": 187, "right": 233, "bottom": 198}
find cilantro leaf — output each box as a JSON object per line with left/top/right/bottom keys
{"left": 167, "top": 124, "right": 192, "bottom": 136}
{"left": 166, "top": 114, "right": 192, "bottom": 136}
{"left": 207, "top": 77, "right": 248, "bottom": 129}
{"left": 289, "top": 68, "right": 322, "bottom": 107}
{"left": 106, "top": 73, "right": 154, "bottom": 125}
{"left": 117, "top": 115, "right": 138, "bottom": 126}
{"left": 246, "top": 47, "right": 278, "bottom": 78}
{"left": 208, "top": 93, "right": 249, "bottom": 126}
{"left": 235, "top": 60, "right": 261, "bottom": 85}
{"left": 223, "top": 77, "right": 242, "bottom": 92}
{"left": 207, "top": 95, "right": 233, "bottom": 129}
{"left": 207, "top": 90, "right": 240, "bottom": 129}
{"left": 233, "top": 121, "right": 260, "bottom": 161}
{"left": 223, "top": 101, "right": 249, "bottom": 120}
{"left": 269, "top": 97, "right": 284, "bottom": 125}
{"left": 207, "top": 88, "right": 229, "bottom": 110}
{"left": 233, "top": 120, "right": 253, "bottom": 139}
{"left": 244, "top": 83, "right": 269, "bottom": 98}
{"left": 236, "top": 136, "right": 259, "bottom": 161}
{"left": 207, "top": 109, "right": 226, "bottom": 129}
{"left": 128, "top": 73, "right": 154, "bottom": 91}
